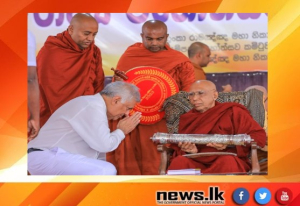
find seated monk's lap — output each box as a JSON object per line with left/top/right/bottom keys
{"left": 169, "top": 155, "right": 250, "bottom": 173}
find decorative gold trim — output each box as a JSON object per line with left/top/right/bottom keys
{"left": 134, "top": 69, "right": 177, "bottom": 94}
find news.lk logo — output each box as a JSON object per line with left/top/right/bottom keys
{"left": 232, "top": 188, "right": 250, "bottom": 205}
{"left": 254, "top": 187, "right": 271, "bottom": 205}
{"left": 276, "top": 188, "right": 293, "bottom": 205}
{"left": 156, "top": 186, "right": 225, "bottom": 205}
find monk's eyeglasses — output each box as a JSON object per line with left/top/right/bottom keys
{"left": 188, "top": 89, "right": 216, "bottom": 98}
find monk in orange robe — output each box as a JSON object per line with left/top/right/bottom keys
{"left": 188, "top": 42, "right": 211, "bottom": 80}
{"left": 37, "top": 13, "right": 104, "bottom": 127}
{"left": 107, "top": 20, "right": 195, "bottom": 175}
{"left": 168, "top": 80, "right": 267, "bottom": 173}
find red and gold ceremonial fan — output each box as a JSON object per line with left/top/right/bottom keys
{"left": 124, "top": 66, "right": 178, "bottom": 124}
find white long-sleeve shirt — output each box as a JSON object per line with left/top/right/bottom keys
{"left": 28, "top": 94, "right": 125, "bottom": 159}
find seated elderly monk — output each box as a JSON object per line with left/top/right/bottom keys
{"left": 28, "top": 82, "right": 141, "bottom": 175}
{"left": 168, "top": 80, "right": 267, "bottom": 173}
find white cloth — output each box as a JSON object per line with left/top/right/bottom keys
{"left": 28, "top": 94, "right": 125, "bottom": 175}
{"left": 28, "top": 31, "right": 37, "bottom": 66}
{"left": 28, "top": 147, "right": 116, "bottom": 175}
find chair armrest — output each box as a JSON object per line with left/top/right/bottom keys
{"left": 250, "top": 141, "right": 261, "bottom": 173}
{"left": 157, "top": 144, "right": 174, "bottom": 175}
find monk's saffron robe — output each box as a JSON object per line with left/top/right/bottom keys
{"left": 37, "top": 30, "right": 104, "bottom": 126}
{"left": 168, "top": 102, "right": 267, "bottom": 173}
{"left": 107, "top": 43, "right": 195, "bottom": 175}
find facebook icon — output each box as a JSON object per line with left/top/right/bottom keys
{"left": 233, "top": 188, "right": 250, "bottom": 205}
{"left": 239, "top": 191, "right": 244, "bottom": 200}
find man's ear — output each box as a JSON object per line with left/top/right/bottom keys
{"left": 197, "top": 51, "right": 203, "bottom": 59}
{"left": 140, "top": 33, "right": 144, "bottom": 38}
{"left": 111, "top": 96, "right": 122, "bottom": 105}
{"left": 68, "top": 25, "right": 73, "bottom": 35}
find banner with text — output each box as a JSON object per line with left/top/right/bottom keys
{"left": 28, "top": 13, "right": 268, "bottom": 75}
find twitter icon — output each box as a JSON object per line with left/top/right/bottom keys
{"left": 259, "top": 192, "right": 267, "bottom": 199}
{"left": 255, "top": 188, "right": 271, "bottom": 204}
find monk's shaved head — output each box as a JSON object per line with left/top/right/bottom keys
{"left": 68, "top": 13, "right": 98, "bottom": 50}
{"left": 140, "top": 20, "right": 169, "bottom": 52}
{"left": 188, "top": 80, "right": 218, "bottom": 113}
{"left": 142, "top": 20, "right": 168, "bottom": 34}
{"left": 70, "top": 13, "right": 98, "bottom": 25}
{"left": 188, "top": 42, "right": 208, "bottom": 58}
{"left": 188, "top": 42, "right": 211, "bottom": 68}
{"left": 190, "top": 80, "right": 216, "bottom": 91}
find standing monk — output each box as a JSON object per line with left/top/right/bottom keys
{"left": 188, "top": 42, "right": 211, "bottom": 80}
{"left": 37, "top": 13, "right": 105, "bottom": 127}
{"left": 108, "top": 20, "right": 195, "bottom": 175}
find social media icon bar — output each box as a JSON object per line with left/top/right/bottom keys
{"left": 276, "top": 188, "right": 293, "bottom": 205}
{"left": 233, "top": 188, "right": 250, "bottom": 205}
{"left": 255, "top": 188, "right": 271, "bottom": 205}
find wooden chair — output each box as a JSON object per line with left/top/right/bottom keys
{"left": 158, "top": 89, "right": 267, "bottom": 175}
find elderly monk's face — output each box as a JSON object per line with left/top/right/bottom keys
{"left": 69, "top": 18, "right": 98, "bottom": 49}
{"left": 141, "top": 27, "right": 169, "bottom": 52}
{"left": 107, "top": 97, "right": 137, "bottom": 120}
{"left": 188, "top": 82, "right": 218, "bottom": 113}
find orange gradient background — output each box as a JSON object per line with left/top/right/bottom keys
{"left": 0, "top": 0, "right": 300, "bottom": 205}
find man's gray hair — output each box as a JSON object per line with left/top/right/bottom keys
{"left": 100, "top": 81, "right": 140, "bottom": 103}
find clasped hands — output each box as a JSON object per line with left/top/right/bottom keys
{"left": 179, "top": 142, "right": 227, "bottom": 153}
{"left": 117, "top": 112, "right": 142, "bottom": 135}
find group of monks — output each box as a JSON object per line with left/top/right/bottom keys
{"left": 28, "top": 13, "right": 267, "bottom": 175}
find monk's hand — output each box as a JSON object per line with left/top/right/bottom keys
{"left": 207, "top": 143, "right": 227, "bottom": 150}
{"left": 113, "top": 70, "right": 127, "bottom": 82}
{"left": 113, "top": 75, "right": 124, "bottom": 81}
{"left": 179, "top": 142, "right": 198, "bottom": 154}
{"left": 222, "top": 84, "right": 232, "bottom": 93}
{"left": 28, "top": 119, "right": 40, "bottom": 141}
{"left": 117, "top": 112, "right": 142, "bottom": 135}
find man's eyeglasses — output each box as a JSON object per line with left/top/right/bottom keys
{"left": 188, "top": 89, "right": 215, "bottom": 98}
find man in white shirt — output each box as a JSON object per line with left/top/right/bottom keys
{"left": 28, "top": 81, "right": 141, "bottom": 175}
